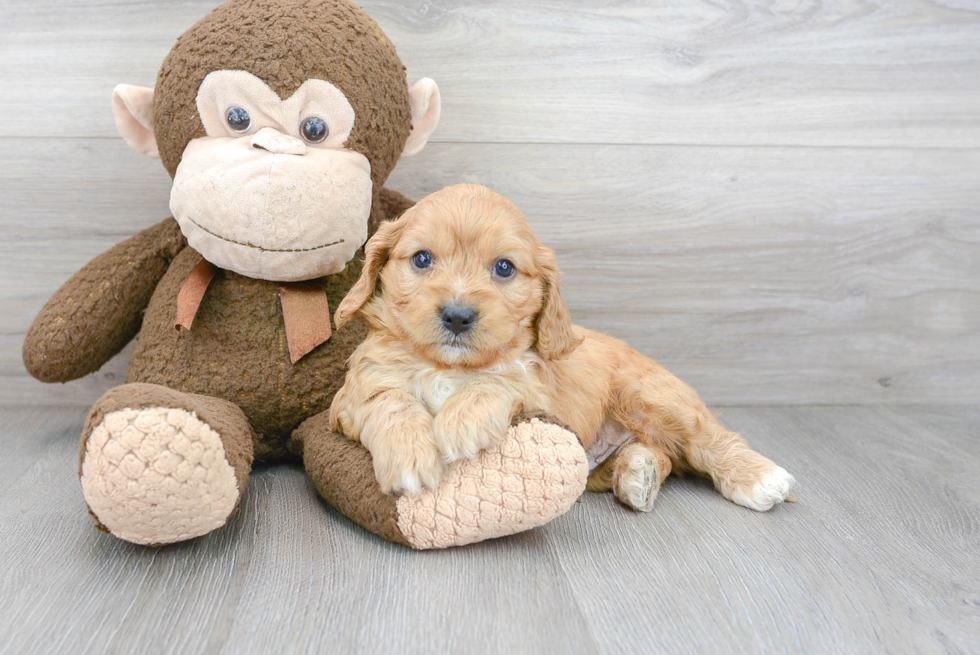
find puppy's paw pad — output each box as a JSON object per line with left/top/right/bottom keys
{"left": 614, "top": 451, "right": 660, "bottom": 512}
{"left": 734, "top": 467, "right": 796, "bottom": 511}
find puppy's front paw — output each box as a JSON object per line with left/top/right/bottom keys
{"left": 389, "top": 458, "right": 443, "bottom": 495}
{"left": 370, "top": 434, "right": 445, "bottom": 495}
{"left": 433, "top": 404, "right": 510, "bottom": 463}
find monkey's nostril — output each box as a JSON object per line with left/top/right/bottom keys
{"left": 440, "top": 304, "right": 478, "bottom": 335}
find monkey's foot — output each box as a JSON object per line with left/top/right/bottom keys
{"left": 79, "top": 384, "right": 254, "bottom": 545}
{"left": 299, "top": 412, "right": 588, "bottom": 549}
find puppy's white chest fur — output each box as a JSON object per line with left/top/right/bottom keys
{"left": 417, "top": 370, "right": 467, "bottom": 413}
{"left": 413, "top": 357, "right": 537, "bottom": 415}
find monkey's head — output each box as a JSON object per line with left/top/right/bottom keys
{"left": 111, "top": 0, "right": 440, "bottom": 282}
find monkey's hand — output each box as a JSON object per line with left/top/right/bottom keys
{"left": 433, "top": 381, "right": 516, "bottom": 463}
{"left": 23, "top": 217, "right": 186, "bottom": 383}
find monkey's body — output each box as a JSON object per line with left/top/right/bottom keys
{"left": 23, "top": 0, "right": 588, "bottom": 549}
{"left": 130, "top": 228, "right": 368, "bottom": 460}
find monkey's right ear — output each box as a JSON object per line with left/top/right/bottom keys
{"left": 401, "top": 79, "right": 440, "bottom": 158}
{"left": 112, "top": 84, "right": 159, "bottom": 158}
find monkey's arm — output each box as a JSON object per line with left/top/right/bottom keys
{"left": 23, "top": 217, "right": 187, "bottom": 383}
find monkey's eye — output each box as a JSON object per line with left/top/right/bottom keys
{"left": 493, "top": 258, "right": 516, "bottom": 278}
{"left": 225, "top": 106, "right": 251, "bottom": 133}
{"left": 412, "top": 250, "right": 433, "bottom": 270}
{"left": 301, "top": 116, "right": 329, "bottom": 143}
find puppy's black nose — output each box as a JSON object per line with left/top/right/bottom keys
{"left": 440, "top": 304, "right": 478, "bottom": 335}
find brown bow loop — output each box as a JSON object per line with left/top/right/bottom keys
{"left": 280, "top": 280, "right": 333, "bottom": 364}
{"left": 175, "top": 259, "right": 218, "bottom": 331}
{"left": 175, "top": 260, "right": 332, "bottom": 363}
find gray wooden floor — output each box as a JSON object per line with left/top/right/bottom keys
{"left": 1, "top": 404, "right": 977, "bottom": 655}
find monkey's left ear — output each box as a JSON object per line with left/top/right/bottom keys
{"left": 401, "top": 78, "right": 440, "bottom": 158}
{"left": 111, "top": 84, "right": 159, "bottom": 158}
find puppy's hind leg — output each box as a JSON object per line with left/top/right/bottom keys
{"left": 623, "top": 368, "right": 795, "bottom": 511}
{"left": 681, "top": 419, "right": 795, "bottom": 511}
{"left": 589, "top": 442, "right": 672, "bottom": 512}
{"left": 615, "top": 443, "right": 672, "bottom": 512}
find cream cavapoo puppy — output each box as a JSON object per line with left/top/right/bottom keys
{"left": 330, "top": 184, "right": 795, "bottom": 512}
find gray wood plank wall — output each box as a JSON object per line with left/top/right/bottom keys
{"left": 1, "top": 0, "right": 978, "bottom": 406}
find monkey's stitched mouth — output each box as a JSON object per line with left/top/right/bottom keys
{"left": 186, "top": 217, "right": 345, "bottom": 253}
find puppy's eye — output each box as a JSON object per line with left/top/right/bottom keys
{"left": 412, "top": 250, "right": 433, "bottom": 270}
{"left": 493, "top": 258, "right": 516, "bottom": 278}
{"left": 226, "top": 106, "right": 251, "bottom": 133}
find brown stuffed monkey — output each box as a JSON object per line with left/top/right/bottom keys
{"left": 22, "top": 0, "right": 587, "bottom": 549}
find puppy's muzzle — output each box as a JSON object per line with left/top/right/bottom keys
{"left": 439, "top": 303, "right": 478, "bottom": 335}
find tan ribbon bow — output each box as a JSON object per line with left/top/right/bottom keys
{"left": 175, "top": 259, "right": 332, "bottom": 364}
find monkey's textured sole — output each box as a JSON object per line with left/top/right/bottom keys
{"left": 80, "top": 407, "right": 240, "bottom": 545}
{"left": 395, "top": 418, "right": 588, "bottom": 549}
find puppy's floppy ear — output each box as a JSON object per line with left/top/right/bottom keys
{"left": 534, "top": 243, "right": 582, "bottom": 360}
{"left": 334, "top": 216, "right": 407, "bottom": 330}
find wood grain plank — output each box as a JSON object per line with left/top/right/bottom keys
{"left": 723, "top": 406, "right": 980, "bottom": 651}
{"left": 1, "top": 406, "right": 978, "bottom": 653}
{"left": 884, "top": 404, "right": 980, "bottom": 462}
{"left": 3, "top": 138, "right": 977, "bottom": 405}
{"left": 546, "top": 405, "right": 980, "bottom": 654}
{"left": 394, "top": 143, "right": 980, "bottom": 405}
{"left": 0, "top": 0, "right": 978, "bottom": 146}
{"left": 217, "top": 469, "right": 599, "bottom": 655}
{"left": 0, "top": 416, "right": 260, "bottom": 655}
{"left": 0, "top": 405, "right": 85, "bottom": 496}
{"left": 0, "top": 407, "right": 597, "bottom": 655}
